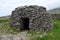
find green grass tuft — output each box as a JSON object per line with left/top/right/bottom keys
{"left": 0, "top": 17, "right": 20, "bottom": 34}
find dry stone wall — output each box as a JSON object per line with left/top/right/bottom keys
{"left": 51, "top": 14, "right": 60, "bottom": 20}
{"left": 10, "top": 5, "right": 53, "bottom": 31}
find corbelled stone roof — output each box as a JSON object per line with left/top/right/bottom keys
{"left": 10, "top": 5, "right": 53, "bottom": 31}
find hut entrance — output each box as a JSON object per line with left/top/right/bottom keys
{"left": 22, "top": 17, "right": 29, "bottom": 30}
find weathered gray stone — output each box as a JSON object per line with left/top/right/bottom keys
{"left": 10, "top": 5, "right": 53, "bottom": 31}
{"left": 51, "top": 14, "right": 60, "bottom": 20}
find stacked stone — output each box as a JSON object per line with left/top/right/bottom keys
{"left": 51, "top": 14, "right": 60, "bottom": 20}
{"left": 29, "top": 13, "right": 53, "bottom": 31}
{"left": 10, "top": 5, "right": 53, "bottom": 31}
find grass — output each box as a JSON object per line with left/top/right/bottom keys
{"left": 0, "top": 17, "right": 60, "bottom": 40}
{"left": 0, "top": 17, "right": 20, "bottom": 34}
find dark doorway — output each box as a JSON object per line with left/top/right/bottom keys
{"left": 22, "top": 17, "right": 29, "bottom": 30}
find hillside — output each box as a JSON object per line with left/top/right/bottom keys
{"left": 0, "top": 16, "right": 60, "bottom": 40}
{"left": 0, "top": 7, "right": 60, "bottom": 40}
{"left": 47, "top": 7, "right": 60, "bottom": 14}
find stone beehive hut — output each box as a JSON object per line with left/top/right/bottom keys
{"left": 10, "top": 5, "right": 53, "bottom": 31}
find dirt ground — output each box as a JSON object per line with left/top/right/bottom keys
{"left": 0, "top": 31, "right": 30, "bottom": 40}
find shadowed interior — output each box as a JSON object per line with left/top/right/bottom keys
{"left": 22, "top": 17, "right": 29, "bottom": 30}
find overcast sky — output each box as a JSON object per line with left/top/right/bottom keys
{"left": 0, "top": 0, "right": 60, "bottom": 17}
